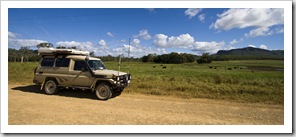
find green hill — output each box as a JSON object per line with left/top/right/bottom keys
{"left": 212, "top": 47, "right": 284, "bottom": 60}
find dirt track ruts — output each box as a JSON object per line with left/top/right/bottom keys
{"left": 8, "top": 85, "right": 284, "bottom": 125}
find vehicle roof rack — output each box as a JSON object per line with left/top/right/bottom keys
{"left": 38, "top": 47, "right": 90, "bottom": 56}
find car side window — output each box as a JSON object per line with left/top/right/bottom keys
{"left": 74, "top": 60, "right": 87, "bottom": 71}
{"left": 41, "top": 58, "right": 55, "bottom": 67}
{"left": 55, "top": 58, "right": 70, "bottom": 67}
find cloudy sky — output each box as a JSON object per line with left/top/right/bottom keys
{"left": 8, "top": 8, "right": 284, "bottom": 57}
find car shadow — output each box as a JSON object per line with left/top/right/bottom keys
{"left": 11, "top": 85, "right": 120, "bottom": 100}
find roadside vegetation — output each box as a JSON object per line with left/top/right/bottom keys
{"left": 9, "top": 60, "right": 284, "bottom": 104}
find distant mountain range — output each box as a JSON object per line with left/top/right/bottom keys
{"left": 212, "top": 47, "right": 284, "bottom": 60}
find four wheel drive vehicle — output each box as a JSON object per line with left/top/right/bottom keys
{"left": 33, "top": 47, "right": 131, "bottom": 100}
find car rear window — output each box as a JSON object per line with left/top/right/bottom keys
{"left": 41, "top": 58, "right": 55, "bottom": 67}
{"left": 55, "top": 58, "right": 70, "bottom": 67}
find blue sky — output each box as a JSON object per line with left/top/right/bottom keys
{"left": 8, "top": 8, "right": 284, "bottom": 57}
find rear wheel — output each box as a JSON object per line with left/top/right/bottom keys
{"left": 44, "top": 79, "right": 59, "bottom": 95}
{"left": 95, "top": 83, "right": 112, "bottom": 100}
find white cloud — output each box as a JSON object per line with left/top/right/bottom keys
{"left": 191, "top": 41, "right": 225, "bottom": 54}
{"left": 245, "top": 27, "right": 284, "bottom": 37}
{"left": 106, "top": 32, "right": 114, "bottom": 37}
{"left": 98, "top": 39, "right": 109, "bottom": 49}
{"left": 185, "top": 8, "right": 202, "bottom": 19}
{"left": 8, "top": 31, "right": 47, "bottom": 49}
{"left": 167, "top": 34, "right": 195, "bottom": 48}
{"left": 8, "top": 31, "right": 18, "bottom": 38}
{"left": 226, "top": 39, "right": 243, "bottom": 50}
{"left": 248, "top": 44, "right": 268, "bottom": 50}
{"left": 211, "top": 8, "right": 284, "bottom": 38}
{"left": 154, "top": 33, "right": 194, "bottom": 48}
{"left": 56, "top": 41, "right": 94, "bottom": 51}
{"left": 245, "top": 27, "right": 272, "bottom": 37}
{"left": 134, "top": 29, "right": 151, "bottom": 40}
{"left": 132, "top": 39, "right": 141, "bottom": 47}
{"left": 229, "top": 39, "right": 238, "bottom": 45}
{"left": 245, "top": 26, "right": 284, "bottom": 37}
{"left": 112, "top": 37, "right": 167, "bottom": 57}
{"left": 56, "top": 40, "right": 114, "bottom": 56}
{"left": 9, "top": 38, "right": 48, "bottom": 49}
{"left": 275, "top": 27, "right": 284, "bottom": 33}
{"left": 198, "top": 14, "right": 205, "bottom": 22}
{"left": 154, "top": 33, "right": 227, "bottom": 54}
{"left": 248, "top": 45, "right": 256, "bottom": 48}
{"left": 259, "top": 44, "right": 268, "bottom": 49}
{"left": 55, "top": 39, "right": 165, "bottom": 58}
{"left": 112, "top": 44, "right": 167, "bottom": 58}
{"left": 212, "top": 8, "right": 284, "bottom": 31}
{"left": 153, "top": 34, "right": 168, "bottom": 47}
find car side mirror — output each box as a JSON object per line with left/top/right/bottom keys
{"left": 85, "top": 56, "right": 89, "bottom": 61}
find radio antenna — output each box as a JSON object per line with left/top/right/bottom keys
{"left": 118, "top": 42, "right": 123, "bottom": 77}
{"left": 128, "top": 38, "right": 131, "bottom": 74}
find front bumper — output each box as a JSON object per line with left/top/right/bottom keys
{"left": 113, "top": 74, "right": 131, "bottom": 88}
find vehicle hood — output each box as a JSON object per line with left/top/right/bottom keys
{"left": 93, "top": 69, "right": 127, "bottom": 77}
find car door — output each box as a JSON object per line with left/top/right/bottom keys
{"left": 69, "top": 60, "right": 94, "bottom": 87}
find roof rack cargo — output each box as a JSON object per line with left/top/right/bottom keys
{"left": 38, "top": 47, "right": 90, "bottom": 56}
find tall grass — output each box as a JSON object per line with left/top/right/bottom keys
{"left": 9, "top": 62, "right": 38, "bottom": 85}
{"left": 9, "top": 60, "right": 284, "bottom": 104}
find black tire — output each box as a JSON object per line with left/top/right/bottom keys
{"left": 44, "top": 79, "right": 59, "bottom": 95}
{"left": 95, "top": 83, "right": 112, "bottom": 100}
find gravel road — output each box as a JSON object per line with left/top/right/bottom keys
{"left": 8, "top": 85, "right": 284, "bottom": 125}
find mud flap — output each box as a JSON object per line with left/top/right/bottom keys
{"left": 40, "top": 78, "right": 46, "bottom": 90}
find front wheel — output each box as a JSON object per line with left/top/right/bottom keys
{"left": 44, "top": 79, "right": 59, "bottom": 95}
{"left": 95, "top": 83, "right": 112, "bottom": 100}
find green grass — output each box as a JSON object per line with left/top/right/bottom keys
{"left": 9, "top": 60, "right": 284, "bottom": 104}
{"left": 9, "top": 62, "right": 38, "bottom": 85}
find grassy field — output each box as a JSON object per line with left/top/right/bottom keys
{"left": 8, "top": 60, "right": 284, "bottom": 104}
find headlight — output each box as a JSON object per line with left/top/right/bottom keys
{"left": 112, "top": 74, "right": 120, "bottom": 81}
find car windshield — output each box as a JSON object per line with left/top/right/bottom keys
{"left": 88, "top": 60, "right": 106, "bottom": 70}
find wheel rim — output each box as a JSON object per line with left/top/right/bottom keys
{"left": 46, "top": 81, "right": 56, "bottom": 94}
{"left": 98, "top": 86, "right": 109, "bottom": 97}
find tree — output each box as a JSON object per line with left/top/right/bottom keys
{"left": 89, "top": 51, "right": 95, "bottom": 57}
{"left": 36, "top": 42, "right": 54, "bottom": 48}
{"left": 197, "top": 53, "right": 212, "bottom": 64}
{"left": 8, "top": 48, "right": 20, "bottom": 62}
{"left": 142, "top": 52, "right": 197, "bottom": 64}
{"left": 141, "top": 54, "right": 155, "bottom": 63}
{"left": 19, "top": 47, "right": 33, "bottom": 63}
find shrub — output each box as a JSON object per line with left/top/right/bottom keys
{"left": 213, "top": 75, "right": 223, "bottom": 84}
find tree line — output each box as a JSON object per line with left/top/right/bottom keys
{"left": 141, "top": 52, "right": 199, "bottom": 64}
{"left": 9, "top": 47, "right": 41, "bottom": 62}
{"left": 8, "top": 47, "right": 141, "bottom": 63}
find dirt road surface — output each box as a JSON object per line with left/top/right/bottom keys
{"left": 8, "top": 85, "right": 283, "bottom": 125}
